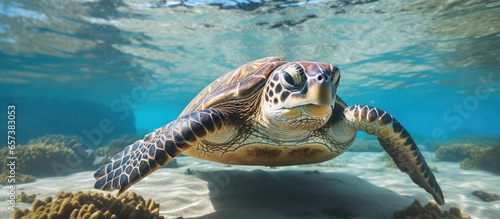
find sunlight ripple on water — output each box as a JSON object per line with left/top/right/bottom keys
{"left": 1, "top": 0, "right": 499, "bottom": 136}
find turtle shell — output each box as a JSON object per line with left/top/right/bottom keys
{"left": 180, "top": 57, "right": 287, "bottom": 116}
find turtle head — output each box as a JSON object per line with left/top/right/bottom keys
{"left": 261, "top": 61, "right": 340, "bottom": 132}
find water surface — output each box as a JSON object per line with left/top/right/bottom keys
{"left": 1, "top": 0, "right": 499, "bottom": 142}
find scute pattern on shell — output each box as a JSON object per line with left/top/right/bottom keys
{"left": 180, "top": 57, "right": 287, "bottom": 116}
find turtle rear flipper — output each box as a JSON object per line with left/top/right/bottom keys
{"left": 94, "top": 109, "right": 225, "bottom": 193}
{"left": 343, "top": 105, "right": 445, "bottom": 205}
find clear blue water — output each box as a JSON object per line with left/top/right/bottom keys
{"left": 1, "top": 0, "right": 499, "bottom": 143}
{"left": 1, "top": 0, "right": 500, "bottom": 218}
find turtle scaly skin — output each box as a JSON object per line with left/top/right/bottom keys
{"left": 94, "top": 57, "right": 444, "bottom": 205}
{"left": 95, "top": 109, "right": 225, "bottom": 193}
{"left": 343, "top": 105, "right": 443, "bottom": 205}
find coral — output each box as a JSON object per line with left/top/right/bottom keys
{"left": 0, "top": 143, "right": 82, "bottom": 178}
{"left": 472, "top": 190, "right": 500, "bottom": 202}
{"left": 463, "top": 144, "right": 500, "bottom": 174}
{"left": 434, "top": 143, "right": 500, "bottom": 175}
{"left": 0, "top": 172, "right": 36, "bottom": 184}
{"left": 13, "top": 191, "right": 165, "bottom": 219}
{"left": 0, "top": 134, "right": 99, "bottom": 181}
{"left": 349, "top": 137, "right": 384, "bottom": 152}
{"left": 438, "top": 135, "right": 500, "bottom": 149}
{"left": 28, "top": 134, "right": 82, "bottom": 149}
{"left": 422, "top": 135, "right": 500, "bottom": 152}
{"left": 434, "top": 143, "right": 481, "bottom": 162}
{"left": 96, "top": 134, "right": 140, "bottom": 166}
{"left": 28, "top": 134, "right": 95, "bottom": 169}
{"left": 97, "top": 134, "right": 140, "bottom": 159}
{"left": 16, "top": 192, "right": 37, "bottom": 203}
{"left": 393, "top": 199, "right": 470, "bottom": 219}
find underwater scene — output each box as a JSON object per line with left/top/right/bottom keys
{"left": 1, "top": 0, "right": 499, "bottom": 218}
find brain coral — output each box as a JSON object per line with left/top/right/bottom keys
{"left": 13, "top": 191, "right": 164, "bottom": 219}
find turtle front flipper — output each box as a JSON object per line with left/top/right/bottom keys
{"left": 343, "top": 105, "right": 444, "bottom": 205}
{"left": 94, "top": 109, "right": 224, "bottom": 193}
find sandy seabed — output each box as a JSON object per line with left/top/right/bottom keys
{"left": 1, "top": 152, "right": 499, "bottom": 219}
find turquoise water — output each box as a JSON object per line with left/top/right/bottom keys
{"left": 2, "top": 0, "right": 499, "bottom": 145}
{"left": 1, "top": 0, "right": 500, "bottom": 218}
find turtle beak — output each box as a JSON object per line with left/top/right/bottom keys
{"left": 276, "top": 62, "right": 340, "bottom": 120}
{"left": 304, "top": 71, "right": 334, "bottom": 106}
{"left": 283, "top": 71, "right": 335, "bottom": 108}
{"left": 280, "top": 76, "right": 333, "bottom": 119}
{"left": 280, "top": 71, "right": 336, "bottom": 119}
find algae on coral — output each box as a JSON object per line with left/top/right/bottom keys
{"left": 28, "top": 134, "right": 95, "bottom": 169}
{"left": 13, "top": 191, "right": 165, "bottom": 219}
{"left": 16, "top": 192, "right": 37, "bottom": 203}
{"left": 0, "top": 134, "right": 97, "bottom": 184}
{"left": 1, "top": 143, "right": 81, "bottom": 177}
{"left": 435, "top": 143, "right": 500, "bottom": 175}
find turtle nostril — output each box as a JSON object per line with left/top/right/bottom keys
{"left": 317, "top": 74, "right": 329, "bottom": 82}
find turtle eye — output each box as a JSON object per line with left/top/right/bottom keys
{"left": 281, "top": 68, "right": 306, "bottom": 91}
{"left": 283, "top": 72, "right": 295, "bottom": 85}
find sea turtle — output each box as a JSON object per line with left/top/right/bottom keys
{"left": 94, "top": 57, "right": 444, "bottom": 204}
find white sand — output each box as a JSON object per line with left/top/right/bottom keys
{"left": 1, "top": 152, "right": 499, "bottom": 218}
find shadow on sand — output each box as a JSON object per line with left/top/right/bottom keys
{"left": 191, "top": 169, "right": 414, "bottom": 219}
